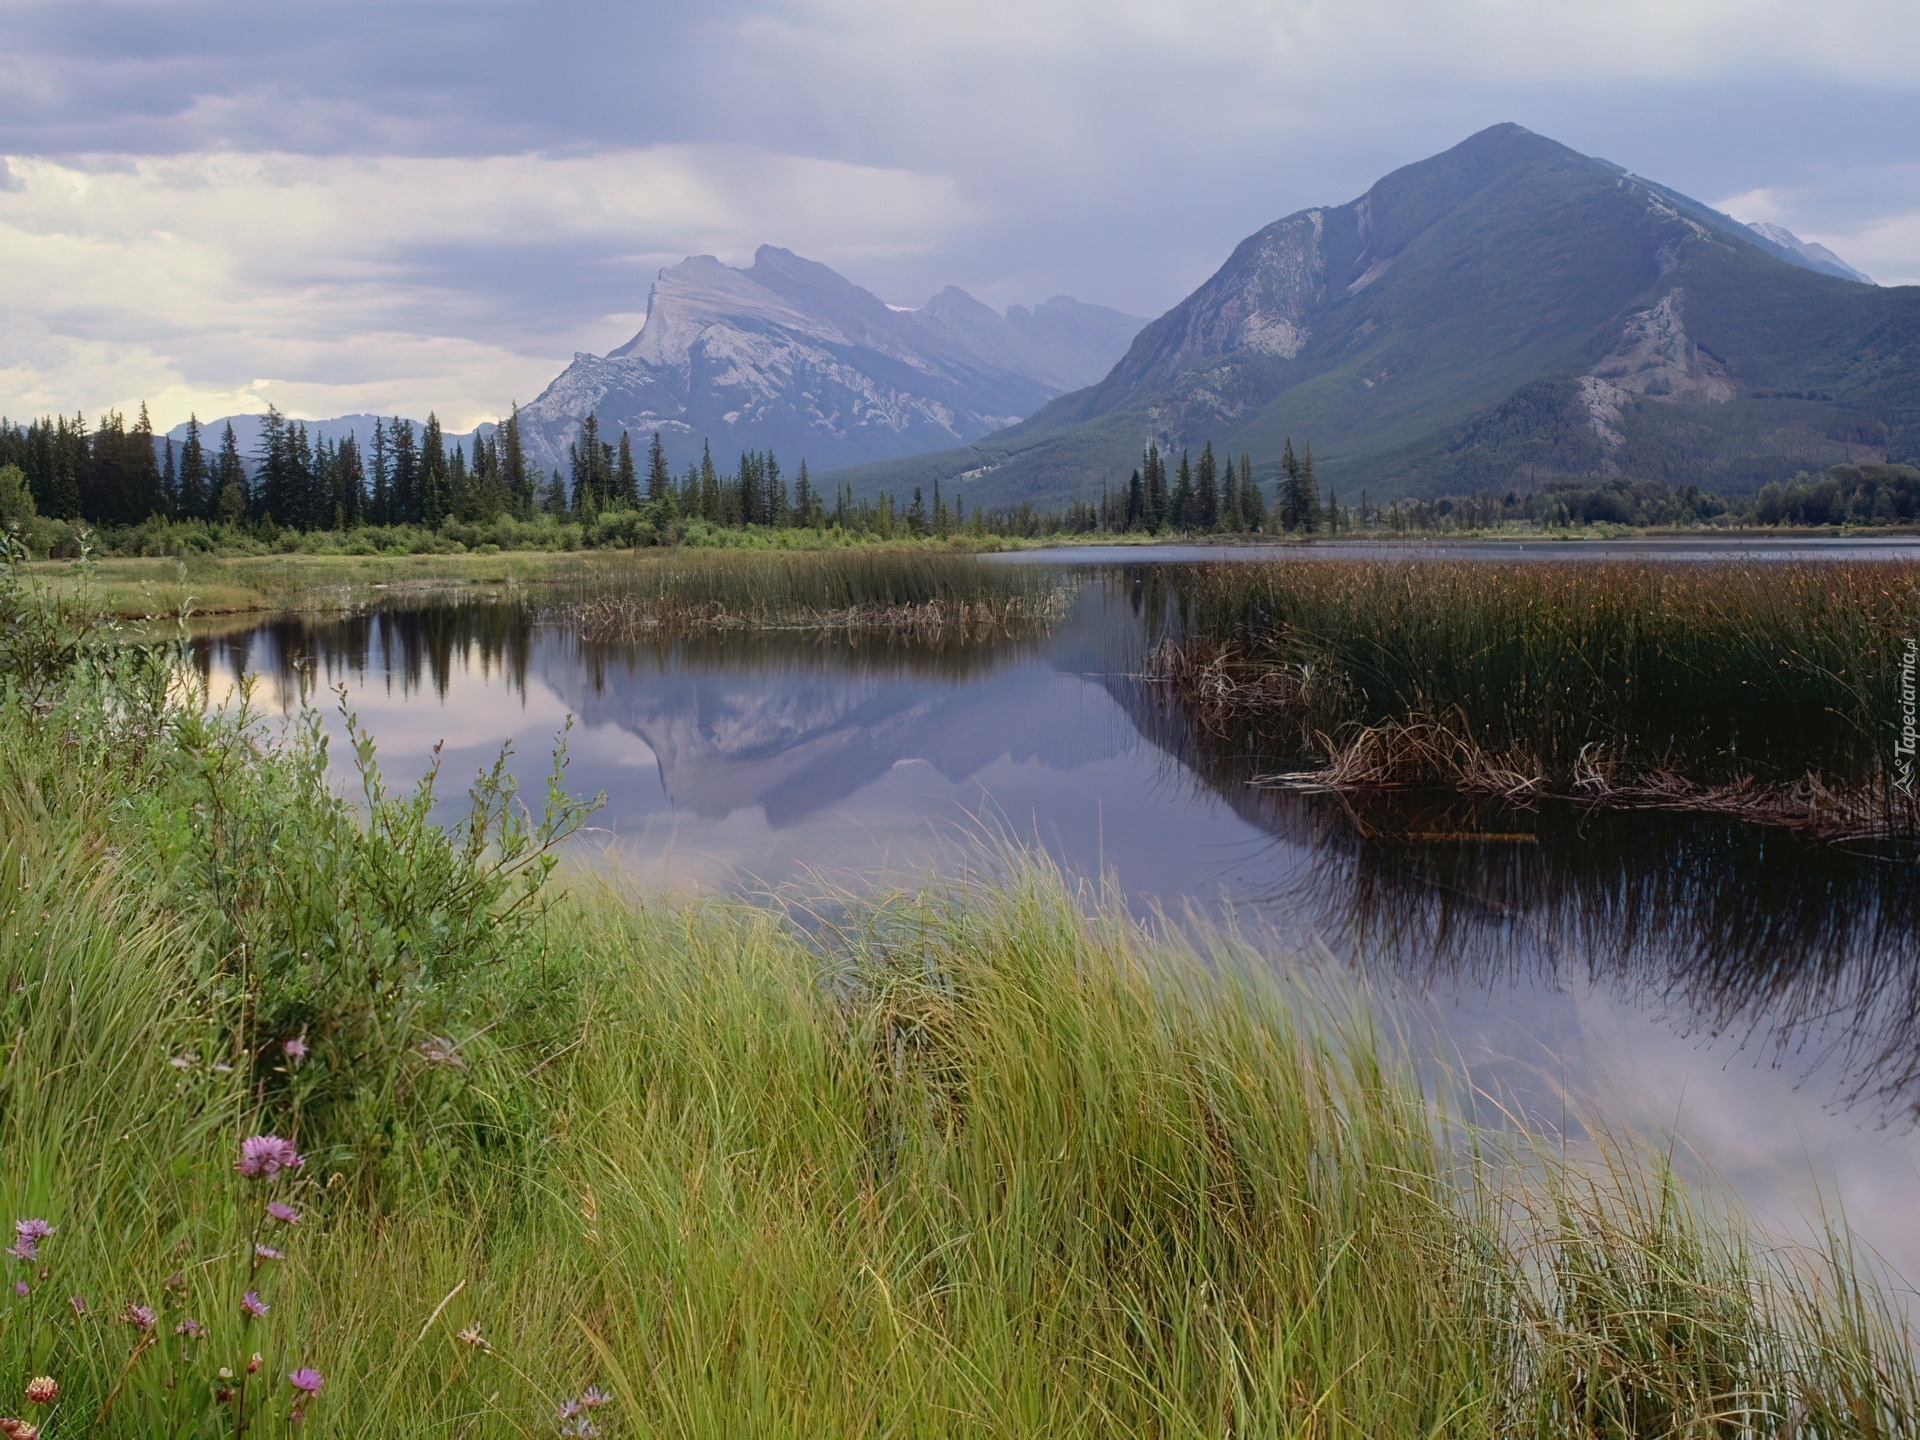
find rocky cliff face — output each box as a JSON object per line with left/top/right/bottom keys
{"left": 515, "top": 247, "right": 1143, "bottom": 475}
{"left": 827, "top": 124, "right": 1913, "bottom": 506}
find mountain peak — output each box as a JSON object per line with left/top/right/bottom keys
{"left": 1744, "top": 222, "right": 1874, "bottom": 284}
{"left": 516, "top": 248, "right": 1146, "bottom": 474}
{"left": 826, "top": 125, "right": 1919, "bottom": 508}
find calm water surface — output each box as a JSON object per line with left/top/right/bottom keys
{"left": 191, "top": 550, "right": 1920, "bottom": 1284}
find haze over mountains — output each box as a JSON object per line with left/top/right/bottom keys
{"left": 830, "top": 124, "right": 1917, "bottom": 508}
{"left": 515, "top": 247, "right": 1146, "bottom": 475}
{"left": 166, "top": 125, "right": 1913, "bottom": 510}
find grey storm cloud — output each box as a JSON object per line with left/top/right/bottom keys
{"left": 2, "top": 0, "right": 1918, "bottom": 427}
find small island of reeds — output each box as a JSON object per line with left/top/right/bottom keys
{"left": 1149, "top": 559, "right": 1920, "bottom": 837}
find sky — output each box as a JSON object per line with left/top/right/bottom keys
{"left": 3, "top": 0, "right": 1918, "bottom": 432}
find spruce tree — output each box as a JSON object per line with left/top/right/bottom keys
{"left": 337, "top": 434, "right": 365, "bottom": 526}
{"left": 1220, "top": 452, "right": 1240, "bottom": 531}
{"left": 161, "top": 437, "right": 177, "bottom": 517}
{"left": 1241, "top": 452, "right": 1266, "bottom": 531}
{"left": 699, "top": 442, "right": 720, "bottom": 522}
{"left": 179, "top": 416, "right": 208, "bottom": 520}
{"left": 131, "top": 402, "right": 164, "bottom": 522}
{"left": 1171, "top": 450, "right": 1194, "bottom": 532}
{"left": 389, "top": 419, "right": 418, "bottom": 524}
{"left": 615, "top": 431, "right": 638, "bottom": 509}
{"left": 253, "top": 407, "right": 288, "bottom": 525}
{"left": 291, "top": 422, "right": 316, "bottom": 528}
{"left": 645, "top": 431, "right": 672, "bottom": 510}
{"left": 498, "top": 406, "right": 530, "bottom": 518}
{"left": 1125, "top": 469, "right": 1144, "bottom": 530}
{"left": 368, "top": 421, "right": 390, "bottom": 525}
{"left": 1278, "top": 439, "right": 1305, "bottom": 532}
{"left": 793, "top": 460, "right": 815, "bottom": 527}
{"left": 213, "top": 422, "right": 246, "bottom": 524}
{"left": 737, "top": 451, "right": 760, "bottom": 527}
{"left": 1195, "top": 441, "right": 1218, "bottom": 530}
{"left": 766, "top": 453, "right": 787, "bottom": 527}
{"left": 1144, "top": 443, "right": 1166, "bottom": 530}
{"left": 448, "top": 444, "right": 472, "bottom": 522}
{"left": 1299, "top": 443, "right": 1320, "bottom": 534}
{"left": 419, "top": 414, "right": 447, "bottom": 527}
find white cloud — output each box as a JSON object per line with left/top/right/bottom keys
{"left": 0, "top": 145, "right": 973, "bottom": 428}
{"left": 1, "top": 0, "right": 1917, "bottom": 425}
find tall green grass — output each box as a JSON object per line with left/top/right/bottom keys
{"left": 1, "top": 556, "right": 1916, "bottom": 1436}
{"left": 1157, "top": 560, "right": 1920, "bottom": 823}
{"left": 553, "top": 547, "right": 1069, "bottom": 636}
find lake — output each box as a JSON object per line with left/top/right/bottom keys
{"left": 190, "top": 543, "right": 1920, "bottom": 1286}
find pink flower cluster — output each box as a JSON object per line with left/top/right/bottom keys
{"left": 234, "top": 1135, "right": 304, "bottom": 1179}
{"left": 7, "top": 1220, "right": 52, "bottom": 1264}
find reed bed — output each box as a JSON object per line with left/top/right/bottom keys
{"left": 549, "top": 548, "right": 1070, "bottom": 639}
{"left": 1151, "top": 560, "right": 1920, "bottom": 834}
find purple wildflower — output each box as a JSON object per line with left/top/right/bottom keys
{"left": 120, "top": 1303, "right": 156, "bottom": 1331}
{"left": 557, "top": 1400, "right": 582, "bottom": 1421}
{"left": 12, "top": 1282, "right": 24, "bottom": 1298}
{"left": 265, "top": 1202, "right": 301, "bottom": 1226}
{"left": 286, "top": 1368, "right": 323, "bottom": 1395}
{"left": 67, "top": 1296, "right": 84, "bottom": 1317}
{"left": 169, "top": 1054, "right": 194, "bottom": 1069}
{"left": 173, "top": 1318, "right": 205, "bottom": 1339}
{"left": 579, "top": 1386, "right": 611, "bottom": 1410}
{"left": 417, "top": 1037, "right": 466, "bottom": 1069}
{"left": 234, "top": 1135, "right": 303, "bottom": 1179}
{"left": 7, "top": 1222, "right": 50, "bottom": 1266}
{"left": 282, "top": 1036, "right": 307, "bottom": 1068}
{"left": 239, "top": 1292, "right": 268, "bottom": 1319}
{"left": 254, "top": 1245, "right": 283, "bottom": 1262}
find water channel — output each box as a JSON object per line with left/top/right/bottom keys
{"left": 189, "top": 542, "right": 1920, "bottom": 1286}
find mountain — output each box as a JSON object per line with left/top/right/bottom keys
{"left": 1745, "top": 223, "right": 1875, "bottom": 285}
{"left": 513, "top": 246, "right": 1144, "bottom": 476}
{"left": 824, "top": 124, "right": 1920, "bottom": 508}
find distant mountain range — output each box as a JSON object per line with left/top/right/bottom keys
{"left": 510, "top": 247, "right": 1145, "bottom": 476}
{"left": 825, "top": 124, "right": 1916, "bottom": 507}
{"left": 167, "top": 126, "right": 1909, "bottom": 510}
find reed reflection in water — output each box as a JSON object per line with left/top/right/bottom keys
{"left": 187, "top": 582, "right": 1920, "bottom": 1275}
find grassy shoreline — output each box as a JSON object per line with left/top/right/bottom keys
{"left": 19, "top": 541, "right": 1072, "bottom": 621}
{"left": 3, "top": 556, "right": 1918, "bottom": 1434}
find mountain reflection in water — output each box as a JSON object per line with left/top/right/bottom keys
{"left": 190, "top": 577, "right": 1920, "bottom": 1281}
{"left": 192, "top": 583, "right": 1920, "bottom": 1122}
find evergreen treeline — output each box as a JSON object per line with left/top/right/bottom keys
{"left": 15, "top": 394, "right": 1908, "bottom": 557}
{"left": 0, "top": 404, "right": 544, "bottom": 530}
{"left": 0, "top": 401, "right": 1318, "bottom": 549}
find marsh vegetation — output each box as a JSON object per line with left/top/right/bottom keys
{"left": 1148, "top": 559, "right": 1920, "bottom": 835}
{"left": 4, "top": 517, "right": 1920, "bottom": 1436}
